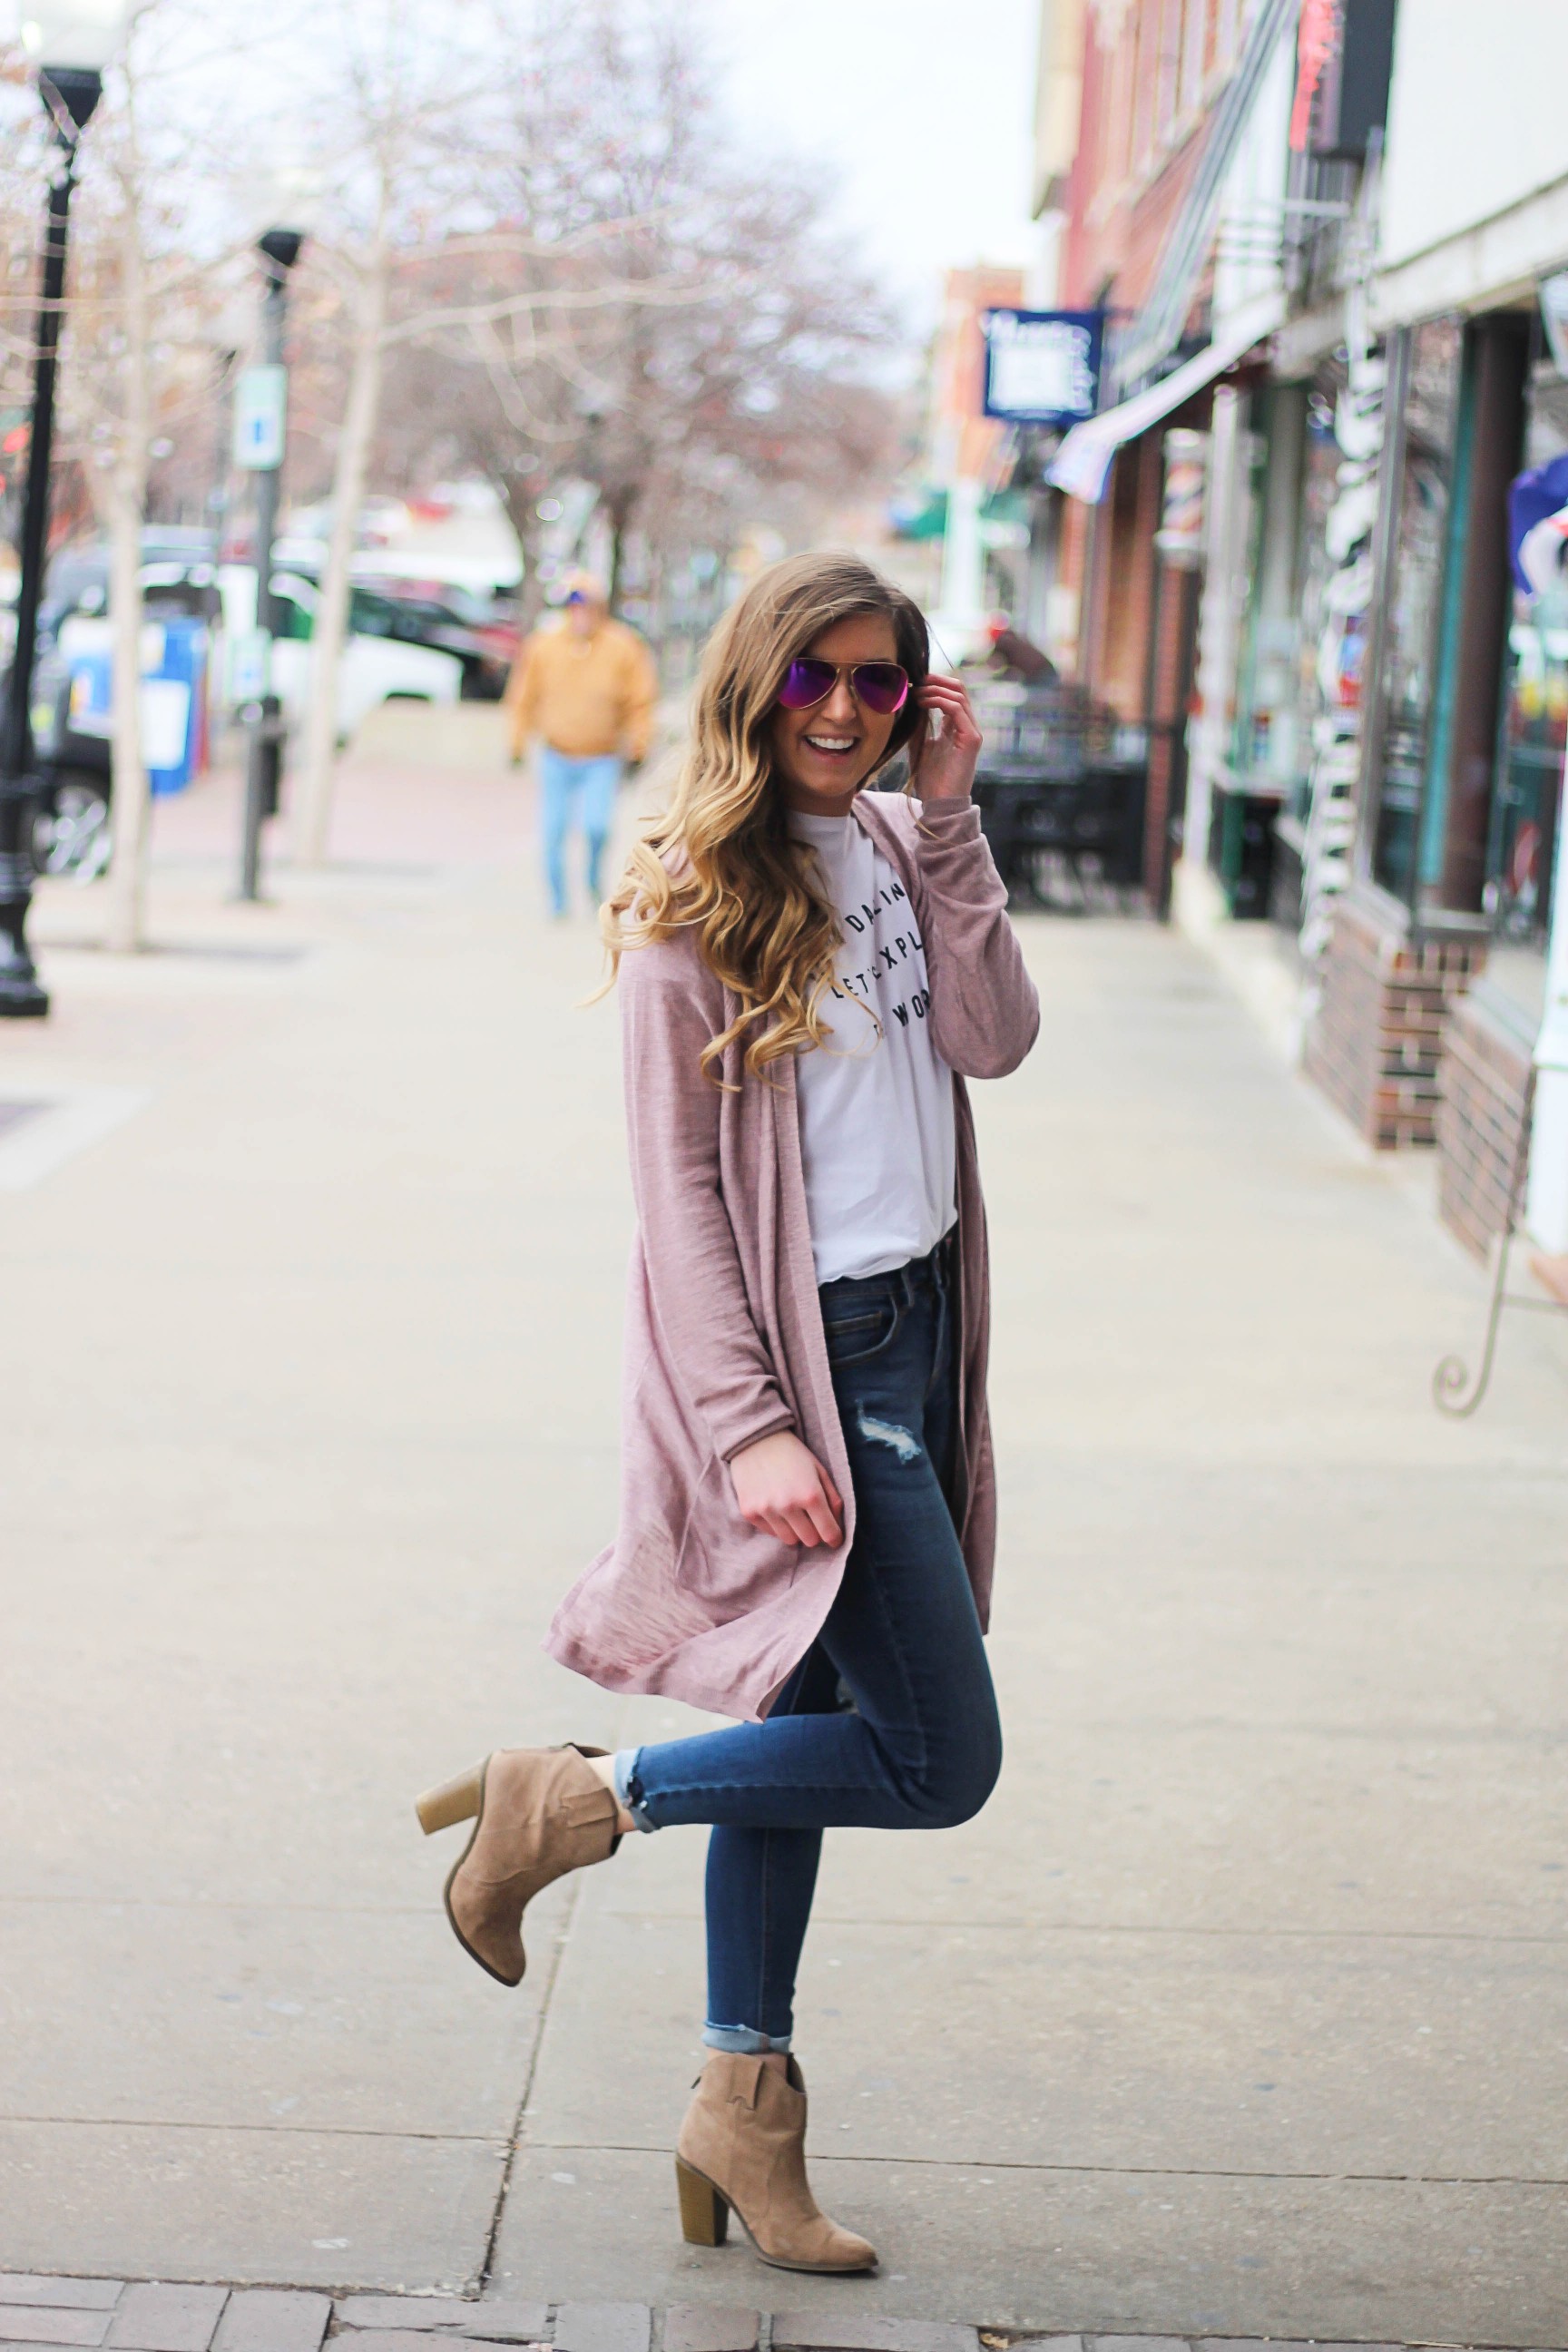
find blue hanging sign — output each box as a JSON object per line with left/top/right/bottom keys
{"left": 982, "top": 309, "right": 1103, "bottom": 427}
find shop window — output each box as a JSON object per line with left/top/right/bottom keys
{"left": 1485, "top": 371, "right": 1568, "bottom": 1019}
{"left": 1231, "top": 384, "right": 1309, "bottom": 798}
{"left": 1215, "top": 0, "right": 1242, "bottom": 73}
{"left": 1156, "top": 0, "right": 1182, "bottom": 137}
{"left": 1367, "top": 318, "right": 1465, "bottom": 904}
{"left": 1179, "top": 0, "right": 1206, "bottom": 115}
{"left": 1490, "top": 578, "right": 1565, "bottom": 954}
{"left": 1360, "top": 313, "right": 1534, "bottom": 928}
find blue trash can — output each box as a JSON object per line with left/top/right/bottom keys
{"left": 56, "top": 613, "right": 209, "bottom": 795}
{"left": 142, "top": 617, "right": 207, "bottom": 795}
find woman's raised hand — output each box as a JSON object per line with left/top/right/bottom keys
{"left": 730, "top": 1430, "right": 844, "bottom": 1549}
{"left": 908, "top": 672, "right": 982, "bottom": 804}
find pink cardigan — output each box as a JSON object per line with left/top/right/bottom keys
{"left": 545, "top": 791, "right": 1040, "bottom": 1722}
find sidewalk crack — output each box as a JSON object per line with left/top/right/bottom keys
{"left": 475, "top": 1872, "right": 589, "bottom": 2290}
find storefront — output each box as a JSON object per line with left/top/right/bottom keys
{"left": 1294, "top": 287, "right": 1568, "bottom": 1249}
{"left": 1286, "top": 0, "right": 1568, "bottom": 1272}
{"left": 1432, "top": 321, "right": 1568, "bottom": 1257}
{"left": 1488, "top": 364, "right": 1568, "bottom": 1020}
{"left": 1302, "top": 311, "right": 1517, "bottom": 1154}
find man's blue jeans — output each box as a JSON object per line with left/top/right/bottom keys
{"left": 616, "top": 1241, "right": 1002, "bottom": 2053}
{"left": 539, "top": 746, "right": 622, "bottom": 915}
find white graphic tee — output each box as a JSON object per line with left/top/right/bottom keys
{"left": 788, "top": 805, "right": 958, "bottom": 1287}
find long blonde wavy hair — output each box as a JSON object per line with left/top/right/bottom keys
{"left": 600, "top": 551, "right": 929, "bottom": 1081}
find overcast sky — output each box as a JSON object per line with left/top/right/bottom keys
{"left": 713, "top": 0, "right": 1043, "bottom": 331}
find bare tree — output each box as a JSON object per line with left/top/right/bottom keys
{"left": 371, "top": 1, "right": 897, "bottom": 632}
{"left": 275, "top": 5, "right": 646, "bottom": 851}
{"left": 281, "top": 0, "right": 457, "bottom": 870}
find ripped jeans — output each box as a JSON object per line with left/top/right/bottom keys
{"left": 614, "top": 1239, "right": 1002, "bottom": 2052}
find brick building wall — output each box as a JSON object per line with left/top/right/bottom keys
{"left": 1304, "top": 890, "right": 1487, "bottom": 1149}
{"left": 1435, "top": 988, "right": 1534, "bottom": 1260}
{"left": 1061, "top": 0, "right": 1244, "bottom": 316}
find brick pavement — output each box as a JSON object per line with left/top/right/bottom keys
{"left": 0, "top": 2282, "right": 1533, "bottom": 2352}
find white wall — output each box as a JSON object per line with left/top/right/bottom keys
{"left": 1379, "top": 0, "right": 1568, "bottom": 272}
{"left": 1212, "top": 16, "right": 1296, "bottom": 330}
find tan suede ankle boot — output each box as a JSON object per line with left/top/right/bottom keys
{"left": 414, "top": 1744, "right": 620, "bottom": 1986}
{"left": 675, "top": 2053, "right": 877, "bottom": 2274}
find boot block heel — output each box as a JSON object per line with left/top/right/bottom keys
{"left": 416, "top": 1761, "right": 485, "bottom": 1835}
{"left": 676, "top": 2157, "right": 729, "bottom": 2247}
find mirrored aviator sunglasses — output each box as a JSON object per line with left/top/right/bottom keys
{"left": 777, "top": 658, "right": 911, "bottom": 717}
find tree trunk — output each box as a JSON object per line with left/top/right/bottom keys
{"left": 292, "top": 245, "right": 388, "bottom": 868}
{"left": 103, "top": 204, "right": 151, "bottom": 956}
{"left": 496, "top": 473, "right": 544, "bottom": 632}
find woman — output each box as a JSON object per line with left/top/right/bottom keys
{"left": 416, "top": 552, "right": 1039, "bottom": 2276}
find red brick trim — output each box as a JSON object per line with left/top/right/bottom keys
{"left": 1304, "top": 892, "right": 1486, "bottom": 1151}
{"left": 1436, "top": 989, "right": 1535, "bottom": 1261}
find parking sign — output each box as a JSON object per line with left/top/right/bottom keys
{"left": 232, "top": 365, "right": 288, "bottom": 471}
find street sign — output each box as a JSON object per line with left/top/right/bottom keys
{"left": 232, "top": 364, "right": 287, "bottom": 471}
{"left": 229, "top": 627, "right": 271, "bottom": 702}
{"left": 982, "top": 309, "right": 1103, "bottom": 428}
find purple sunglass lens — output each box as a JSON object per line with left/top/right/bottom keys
{"left": 778, "top": 658, "right": 838, "bottom": 710}
{"left": 852, "top": 663, "right": 909, "bottom": 715}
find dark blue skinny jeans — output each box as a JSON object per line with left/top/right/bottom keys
{"left": 617, "top": 1241, "right": 1002, "bottom": 2051}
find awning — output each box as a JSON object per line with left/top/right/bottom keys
{"left": 1045, "top": 293, "right": 1283, "bottom": 506}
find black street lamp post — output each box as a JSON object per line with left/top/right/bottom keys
{"left": 237, "top": 228, "right": 304, "bottom": 903}
{"left": 0, "top": 59, "right": 107, "bottom": 1018}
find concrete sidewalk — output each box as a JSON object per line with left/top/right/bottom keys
{"left": 1, "top": 760, "right": 1565, "bottom": 2346}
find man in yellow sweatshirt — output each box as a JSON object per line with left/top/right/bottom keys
{"left": 505, "top": 573, "right": 659, "bottom": 916}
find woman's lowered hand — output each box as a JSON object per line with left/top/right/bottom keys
{"left": 730, "top": 1430, "right": 843, "bottom": 1548}
{"left": 908, "top": 671, "right": 982, "bottom": 804}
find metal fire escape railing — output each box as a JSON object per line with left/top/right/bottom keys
{"left": 1114, "top": 0, "right": 1301, "bottom": 396}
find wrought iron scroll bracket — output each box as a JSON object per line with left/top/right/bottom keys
{"left": 1432, "top": 1070, "right": 1567, "bottom": 1416}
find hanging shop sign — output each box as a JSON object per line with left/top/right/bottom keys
{"left": 982, "top": 309, "right": 1103, "bottom": 428}
{"left": 1289, "top": 0, "right": 1396, "bottom": 160}
{"left": 1539, "top": 271, "right": 1568, "bottom": 377}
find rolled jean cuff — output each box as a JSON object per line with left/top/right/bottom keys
{"left": 703, "top": 2023, "right": 794, "bottom": 2054}
{"left": 612, "top": 1748, "right": 659, "bottom": 1833}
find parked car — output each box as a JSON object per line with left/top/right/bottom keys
{"left": 24, "top": 541, "right": 465, "bottom": 877}
{"left": 344, "top": 583, "right": 512, "bottom": 701}
{"left": 28, "top": 542, "right": 220, "bottom": 879}
{"left": 220, "top": 567, "right": 466, "bottom": 737}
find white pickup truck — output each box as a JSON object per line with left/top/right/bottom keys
{"left": 30, "top": 558, "right": 468, "bottom": 878}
